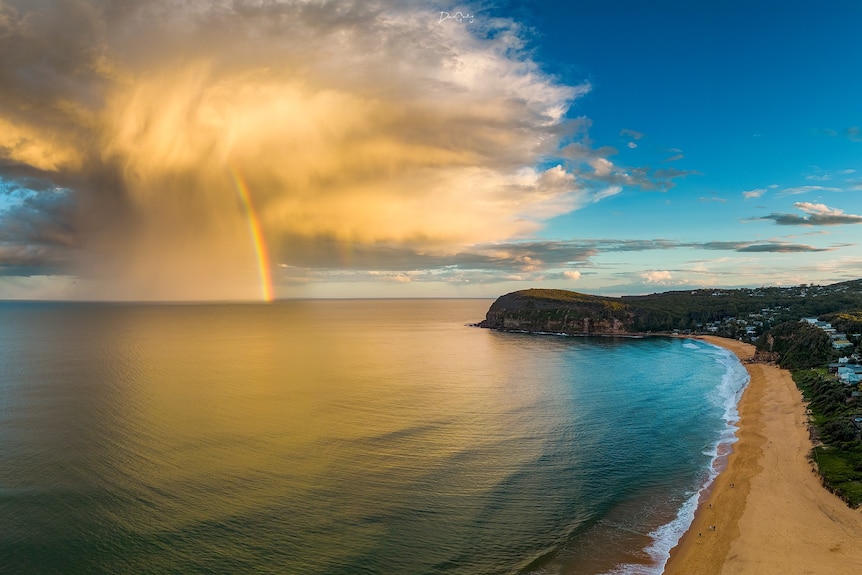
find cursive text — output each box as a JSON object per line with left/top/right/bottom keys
{"left": 438, "top": 11, "right": 474, "bottom": 24}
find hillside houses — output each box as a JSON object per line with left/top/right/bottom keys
{"left": 803, "top": 318, "right": 856, "bottom": 350}
{"left": 699, "top": 306, "right": 786, "bottom": 341}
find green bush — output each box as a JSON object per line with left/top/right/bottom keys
{"left": 762, "top": 321, "right": 832, "bottom": 369}
{"left": 813, "top": 447, "right": 862, "bottom": 507}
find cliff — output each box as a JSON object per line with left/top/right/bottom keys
{"left": 477, "top": 289, "right": 636, "bottom": 335}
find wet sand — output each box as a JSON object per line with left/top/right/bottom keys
{"left": 663, "top": 336, "right": 862, "bottom": 574}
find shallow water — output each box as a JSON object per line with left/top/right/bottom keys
{"left": 0, "top": 299, "right": 747, "bottom": 574}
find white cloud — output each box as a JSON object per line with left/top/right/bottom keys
{"left": 641, "top": 270, "right": 672, "bottom": 283}
{"left": 753, "top": 202, "right": 862, "bottom": 226}
{"left": 795, "top": 202, "right": 847, "bottom": 216}
{"left": 620, "top": 129, "right": 644, "bottom": 140}
{"left": 742, "top": 188, "right": 766, "bottom": 199}
{"left": 563, "top": 270, "right": 581, "bottom": 280}
{"left": 590, "top": 157, "right": 615, "bottom": 177}
{"left": 777, "top": 185, "right": 842, "bottom": 197}
{"left": 593, "top": 186, "right": 622, "bottom": 202}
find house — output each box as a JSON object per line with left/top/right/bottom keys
{"left": 838, "top": 365, "right": 862, "bottom": 384}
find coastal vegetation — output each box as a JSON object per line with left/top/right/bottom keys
{"left": 822, "top": 310, "right": 862, "bottom": 336}
{"left": 754, "top": 321, "right": 832, "bottom": 369}
{"left": 753, "top": 316, "right": 862, "bottom": 507}
{"left": 793, "top": 369, "right": 862, "bottom": 507}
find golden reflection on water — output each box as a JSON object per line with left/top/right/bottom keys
{"left": 62, "top": 300, "right": 557, "bottom": 535}
{"left": 1, "top": 299, "right": 709, "bottom": 574}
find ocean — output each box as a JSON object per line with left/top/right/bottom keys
{"left": 0, "top": 299, "right": 748, "bottom": 574}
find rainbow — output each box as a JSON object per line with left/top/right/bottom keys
{"left": 229, "top": 167, "right": 274, "bottom": 302}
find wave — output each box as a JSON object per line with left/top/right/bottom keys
{"left": 602, "top": 341, "right": 750, "bottom": 575}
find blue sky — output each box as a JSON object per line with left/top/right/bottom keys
{"left": 494, "top": 0, "right": 862, "bottom": 294}
{"left": 0, "top": 1, "right": 860, "bottom": 300}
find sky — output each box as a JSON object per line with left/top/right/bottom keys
{"left": 0, "top": 0, "right": 861, "bottom": 301}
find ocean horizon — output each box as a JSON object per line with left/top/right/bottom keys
{"left": 0, "top": 299, "right": 748, "bottom": 574}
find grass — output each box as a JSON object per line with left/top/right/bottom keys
{"left": 515, "top": 289, "right": 629, "bottom": 312}
{"left": 811, "top": 447, "right": 862, "bottom": 508}
{"left": 794, "top": 368, "right": 862, "bottom": 508}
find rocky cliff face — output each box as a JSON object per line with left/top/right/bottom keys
{"left": 478, "top": 289, "right": 636, "bottom": 335}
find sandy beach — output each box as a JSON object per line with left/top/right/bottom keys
{"left": 663, "top": 336, "right": 862, "bottom": 574}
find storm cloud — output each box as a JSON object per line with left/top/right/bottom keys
{"left": 0, "top": 0, "right": 595, "bottom": 298}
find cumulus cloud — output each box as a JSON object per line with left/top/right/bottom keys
{"left": 0, "top": 0, "right": 593, "bottom": 299}
{"left": 751, "top": 202, "right": 862, "bottom": 226}
{"left": 641, "top": 270, "right": 672, "bottom": 283}
{"left": 572, "top": 160, "right": 698, "bottom": 193}
{"left": 558, "top": 134, "right": 697, "bottom": 193}
{"left": 563, "top": 270, "right": 581, "bottom": 280}
{"left": 559, "top": 141, "right": 618, "bottom": 163}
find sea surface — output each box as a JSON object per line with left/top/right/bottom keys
{"left": 0, "top": 299, "right": 748, "bottom": 574}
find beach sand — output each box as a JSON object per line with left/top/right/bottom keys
{"left": 663, "top": 336, "right": 862, "bottom": 575}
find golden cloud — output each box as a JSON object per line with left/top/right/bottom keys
{"left": 0, "top": 0, "right": 590, "bottom": 299}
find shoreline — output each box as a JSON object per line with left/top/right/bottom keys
{"left": 663, "top": 336, "right": 862, "bottom": 574}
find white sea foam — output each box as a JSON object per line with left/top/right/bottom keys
{"left": 602, "top": 340, "right": 750, "bottom": 575}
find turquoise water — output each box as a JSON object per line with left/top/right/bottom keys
{"left": 0, "top": 299, "right": 747, "bottom": 574}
